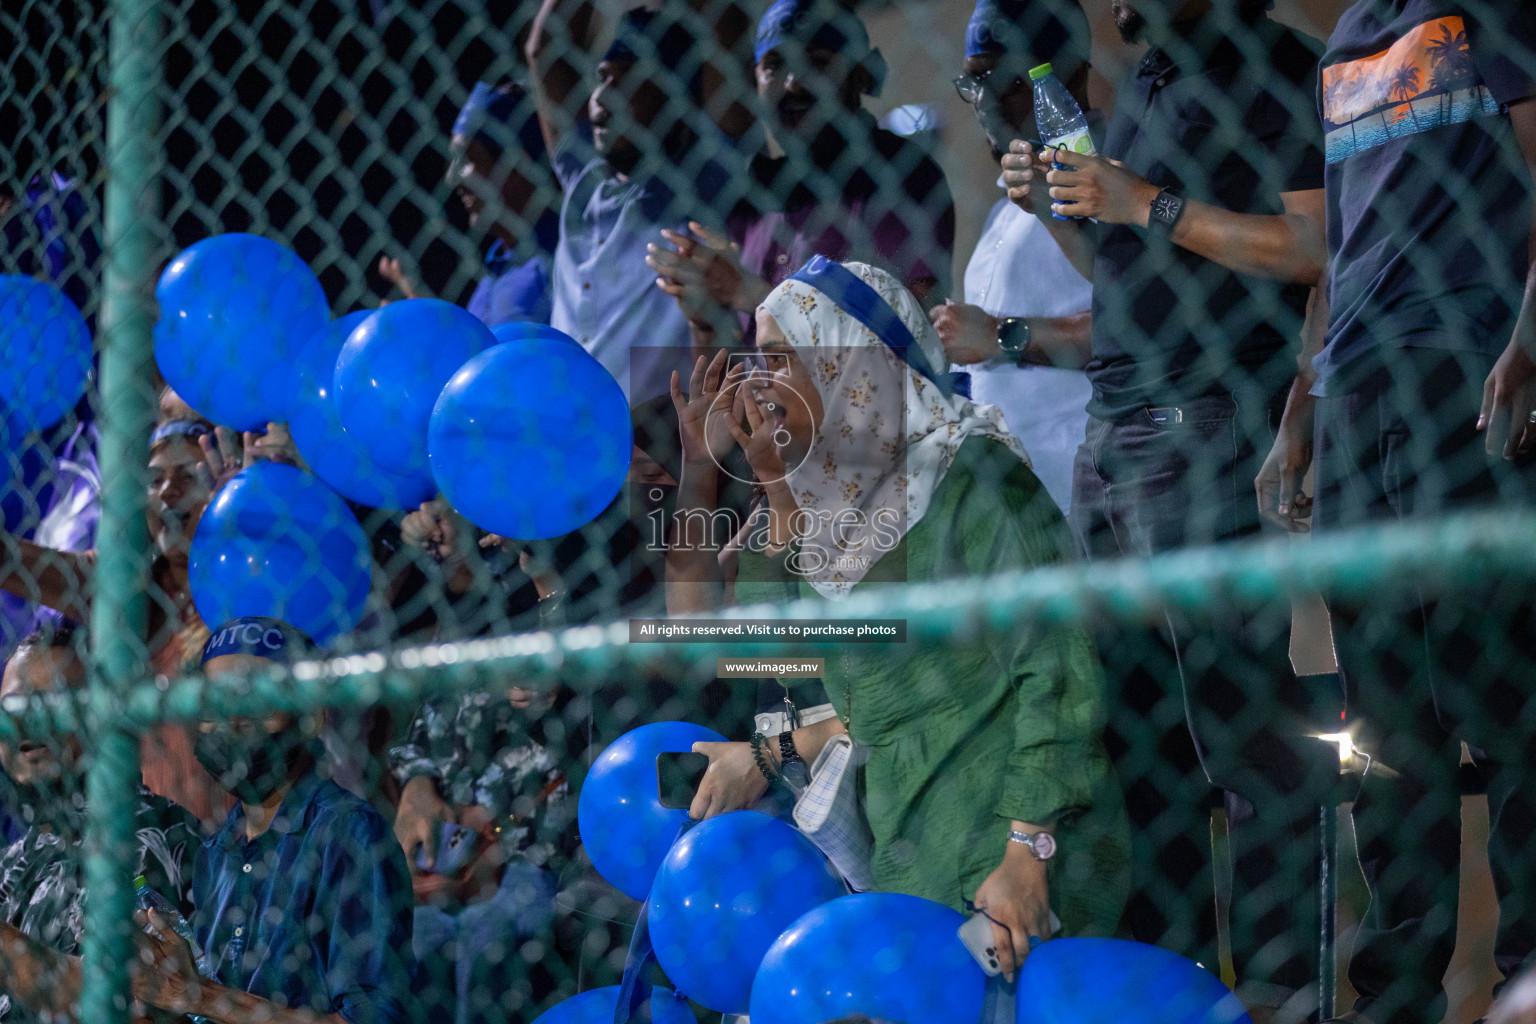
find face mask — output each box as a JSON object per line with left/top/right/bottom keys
{"left": 192, "top": 724, "right": 312, "bottom": 804}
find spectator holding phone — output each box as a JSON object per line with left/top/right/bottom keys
{"left": 667, "top": 262, "right": 1129, "bottom": 1004}
{"left": 389, "top": 686, "right": 572, "bottom": 1024}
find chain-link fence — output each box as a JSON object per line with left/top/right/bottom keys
{"left": 2, "top": 0, "right": 1535, "bottom": 1023}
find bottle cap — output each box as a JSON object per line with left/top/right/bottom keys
{"left": 1029, "top": 63, "right": 1054, "bottom": 80}
{"left": 133, "top": 875, "right": 148, "bottom": 889}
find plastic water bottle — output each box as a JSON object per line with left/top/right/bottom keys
{"left": 134, "top": 875, "right": 214, "bottom": 1024}
{"left": 1031, "top": 62, "right": 1095, "bottom": 218}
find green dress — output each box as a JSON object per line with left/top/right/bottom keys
{"left": 735, "top": 436, "right": 1130, "bottom": 936}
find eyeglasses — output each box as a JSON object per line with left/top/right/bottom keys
{"left": 952, "top": 66, "right": 1026, "bottom": 105}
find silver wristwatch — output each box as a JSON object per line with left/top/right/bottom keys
{"left": 1008, "top": 828, "right": 1057, "bottom": 861}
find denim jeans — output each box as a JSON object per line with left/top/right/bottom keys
{"left": 1314, "top": 348, "right": 1536, "bottom": 1024}
{"left": 414, "top": 861, "right": 559, "bottom": 1024}
{"left": 1070, "top": 393, "right": 1341, "bottom": 1013}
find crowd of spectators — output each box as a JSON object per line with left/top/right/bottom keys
{"left": 1, "top": 0, "right": 1535, "bottom": 1023}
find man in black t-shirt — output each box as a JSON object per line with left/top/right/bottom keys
{"left": 1002, "top": 0, "right": 1336, "bottom": 1016}
{"left": 1255, "top": 4, "right": 1536, "bottom": 1022}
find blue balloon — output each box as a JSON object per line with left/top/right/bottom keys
{"left": 577, "top": 721, "right": 726, "bottom": 901}
{"left": 1015, "top": 939, "right": 1252, "bottom": 1024}
{"left": 288, "top": 311, "right": 437, "bottom": 510}
{"left": 650, "top": 812, "right": 845, "bottom": 1014}
{"left": 154, "top": 234, "right": 330, "bottom": 431}
{"left": 750, "top": 892, "right": 987, "bottom": 1024}
{"left": 429, "top": 335, "right": 630, "bottom": 540}
{"left": 530, "top": 986, "right": 694, "bottom": 1024}
{"left": 334, "top": 298, "right": 495, "bottom": 476}
{"left": 0, "top": 276, "right": 91, "bottom": 441}
{"left": 188, "top": 461, "right": 371, "bottom": 645}
{"left": 490, "top": 320, "right": 584, "bottom": 349}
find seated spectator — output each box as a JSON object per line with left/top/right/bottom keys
{"left": 0, "top": 412, "right": 260, "bottom": 825}
{"left": 669, "top": 262, "right": 1130, "bottom": 995}
{"left": 381, "top": 81, "right": 559, "bottom": 328}
{"left": 132, "top": 617, "right": 421, "bottom": 1024}
{"left": 646, "top": 0, "right": 956, "bottom": 345}
{"left": 0, "top": 628, "right": 199, "bottom": 1024}
{"left": 526, "top": 0, "right": 747, "bottom": 399}
{"left": 390, "top": 685, "right": 573, "bottom": 1024}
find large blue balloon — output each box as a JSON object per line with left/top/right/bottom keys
{"left": 650, "top": 812, "right": 845, "bottom": 1014}
{"left": 576, "top": 721, "right": 726, "bottom": 901}
{"left": 288, "top": 311, "right": 437, "bottom": 510}
{"left": 750, "top": 892, "right": 987, "bottom": 1024}
{"left": 490, "top": 321, "right": 582, "bottom": 348}
{"left": 333, "top": 298, "right": 495, "bottom": 476}
{"left": 0, "top": 276, "right": 91, "bottom": 441}
{"left": 530, "top": 986, "right": 694, "bottom": 1024}
{"left": 429, "top": 335, "right": 630, "bottom": 540}
{"left": 1015, "top": 939, "right": 1252, "bottom": 1024}
{"left": 154, "top": 234, "right": 330, "bottom": 431}
{"left": 188, "top": 461, "right": 371, "bottom": 645}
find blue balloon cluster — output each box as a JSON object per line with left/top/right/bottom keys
{"left": 530, "top": 986, "right": 694, "bottom": 1024}
{"left": 750, "top": 892, "right": 987, "bottom": 1024}
{"left": 0, "top": 276, "right": 91, "bottom": 444}
{"left": 333, "top": 298, "right": 496, "bottom": 478}
{"left": 188, "top": 461, "right": 372, "bottom": 645}
{"left": 650, "top": 812, "right": 845, "bottom": 1014}
{"left": 155, "top": 234, "right": 330, "bottom": 431}
{"left": 428, "top": 335, "right": 631, "bottom": 540}
{"left": 288, "top": 311, "right": 437, "bottom": 510}
{"left": 576, "top": 722, "right": 726, "bottom": 901}
{"left": 1015, "top": 938, "right": 1252, "bottom": 1024}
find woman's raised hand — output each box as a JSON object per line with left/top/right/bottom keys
{"left": 670, "top": 349, "right": 745, "bottom": 468}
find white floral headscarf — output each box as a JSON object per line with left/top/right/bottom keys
{"left": 760, "top": 261, "right": 1029, "bottom": 599}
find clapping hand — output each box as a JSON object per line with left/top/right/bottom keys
{"left": 670, "top": 349, "right": 747, "bottom": 468}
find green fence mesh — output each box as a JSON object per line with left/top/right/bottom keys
{"left": 2, "top": 0, "right": 1535, "bottom": 1023}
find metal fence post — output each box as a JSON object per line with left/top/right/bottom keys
{"left": 81, "top": 0, "right": 162, "bottom": 1018}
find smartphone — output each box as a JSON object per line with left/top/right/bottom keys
{"left": 656, "top": 751, "right": 710, "bottom": 810}
{"left": 957, "top": 910, "right": 1064, "bottom": 976}
{"left": 416, "top": 822, "right": 478, "bottom": 875}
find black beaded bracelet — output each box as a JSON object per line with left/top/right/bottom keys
{"left": 750, "top": 732, "right": 781, "bottom": 786}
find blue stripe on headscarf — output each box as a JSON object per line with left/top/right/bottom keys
{"left": 753, "top": 0, "right": 886, "bottom": 96}
{"left": 789, "top": 256, "right": 970, "bottom": 399}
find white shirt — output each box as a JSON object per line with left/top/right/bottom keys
{"left": 959, "top": 186, "right": 1094, "bottom": 513}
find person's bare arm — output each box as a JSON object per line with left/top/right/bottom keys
{"left": 1256, "top": 283, "right": 1330, "bottom": 530}
{"left": 1001, "top": 142, "right": 1098, "bottom": 282}
{"left": 1037, "top": 147, "right": 1327, "bottom": 286}
{"left": 665, "top": 353, "right": 744, "bottom": 615}
{"left": 689, "top": 715, "right": 847, "bottom": 819}
{"left": 931, "top": 303, "right": 1092, "bottom": 370}
{"left": 0, "top": 538, "right": 92, "bottom": 622}
{"left": 0, "top": 921, "right": 82, "bottom": 1019}
{"left": 1478, "top": 98, "right": 1536, "bottom": 459}
{"left": 134, "top": 913, "right": 346, "bottom": 1024}
{"left": 524, "top": 0, "right": 600, "bottom": 157}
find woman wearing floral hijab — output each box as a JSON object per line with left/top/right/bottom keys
{"left": 668, "top": 259, "right": 1129, "bottom": 983}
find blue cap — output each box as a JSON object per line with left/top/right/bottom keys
{"left": 754, "top": 0, "right": 886, "bottom": 96}
{"left": 452, "top": 81, "right": 546, "bottom": 163}
{"left": 202, "top": 617, "right": 314, "bottom": 666}
{"left": 602, "top": 8, "right": 706, "bottom": 101}
{"left": 964, "top": 0, "right": 1090, "bottom": 68}
{"left": 149, "top": 419, "right": 212, "bottom": 448}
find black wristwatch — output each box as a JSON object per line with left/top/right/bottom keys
{"left": 1148, "top": 187, "right": 1187, "bottom": 234}
{"left": 997, "top": 316, "right": 1032, "bottom": 356}
{"left": 778, "top": 731, "right": 809, "bottom": 788}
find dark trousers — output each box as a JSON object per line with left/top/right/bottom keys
{"left": 1072, "top": 393, "right": 1341, "bottom": 1008}
{"left": 1314, "top": 348, "right": 1536, "bottom": 1024}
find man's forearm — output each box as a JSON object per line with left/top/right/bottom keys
{"left": 1037, "top": 217, "right": 1096, "bottom": 282}
{"left": 0, "top": 922, "right": 80, "bottom": 1018}
{"left": 193, "top": 983, "right": 345, "bottom": 1024}
{"left": 1022, "top": 311, "right": 1092, "bottom": 370}
{"left": 1167, "top": 205, "right": 1327, "bottom": 285}
{"left": 524, "top": 0, "right": 598, "bottom": 153}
